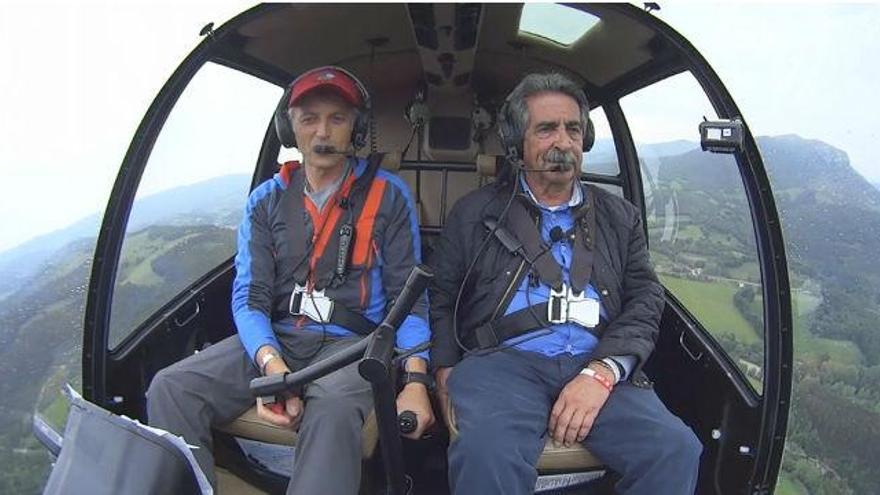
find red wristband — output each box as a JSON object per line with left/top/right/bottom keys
{"left": 579, "top": 367, "right": 614, "bottom": 392}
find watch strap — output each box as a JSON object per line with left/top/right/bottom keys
{"left": 400, "top": 371, "right": 435, "bottom": 390}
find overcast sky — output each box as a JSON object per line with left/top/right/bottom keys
{"left": 0, "top": 2, "right": 878, "bottom": 254}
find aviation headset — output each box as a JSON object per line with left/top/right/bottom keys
{"left": 497, "top": 79, "right": 596, "bottom": 165}
{"left": 274, "top": 66, "right": 372, "bottom": 150}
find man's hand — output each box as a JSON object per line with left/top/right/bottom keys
{"left": 256, "top": 394, "right": 304, "bottom": 429}
{"left": 254, "top": 345, "right": 304, "bottom": 429}
{"left": 396, "top": 357, "right": 436, "bottom": 439}
{"left": 434, "top": 367, "right": 453, "bottom": 427}
{"left": 548, "top": 363, "right": 614, "bottom": 447}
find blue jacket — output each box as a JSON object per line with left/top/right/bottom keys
{"left": 232, "top": 157, "right": 430, "bottom": 362}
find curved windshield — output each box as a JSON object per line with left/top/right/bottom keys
{"left": 622, "top": 72, "right": 765, "bottom": 394}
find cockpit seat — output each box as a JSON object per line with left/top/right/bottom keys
{"left": 380, "top": 150, "right": 402, "bottom": 172}
{"left": 216, "top": 406, "right": 379, "bottom": 457}
{"left": 444, "top": 399, "right": 604, "bottom": 473}
{"left": 475, "top": 153, "right": 502, "bottom": 178}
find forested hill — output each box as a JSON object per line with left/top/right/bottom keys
{"left": 0, "top": 174, "right": 247, "bottom": 494}
{"left": 656, "top": 136, "right": 880, "bottom": 365}
{"left": 758, "top": 136, "right": 880, "bottom": 365}
{"left": 759, "top": 135, "right": 880, "bottom": 210}
{"left": 656, "top": 134, "right": 880, "bottom": 493}
{"left": 0, "top": 174, "right": 250, "bottom": 301}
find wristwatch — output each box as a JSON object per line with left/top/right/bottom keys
{"left": 400, "top": 371, "right": 435, "bottom": 391}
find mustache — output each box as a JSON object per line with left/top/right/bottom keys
{"left": 543, "top": 148, "right": 578, "bottom": 169}
{"left": 312, "top": 144, "right": 348, "bottom": 155}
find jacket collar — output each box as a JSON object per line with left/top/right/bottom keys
{"left": 518, "top": 175, "right": 587, "bottom": 215}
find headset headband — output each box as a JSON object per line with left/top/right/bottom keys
{"left": 274, "top": 66, "right": 371, "bottom": 150}
{"left": 497, "top": 81, "right": 595, "bottom": 163}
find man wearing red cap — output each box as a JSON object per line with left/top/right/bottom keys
{"left": 147, "top": 66, "right": 434, "bottom": 494}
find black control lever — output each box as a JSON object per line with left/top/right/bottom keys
{"left": 359, "top": 264, "right": 434, "bottom": 382}
{"left": 249, "top": 264, "right": 434, "bottom": 400}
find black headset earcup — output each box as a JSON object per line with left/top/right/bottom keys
{"left": 274, "top": 89, "right": 297, "bottom": 148}
{"left": 497, "top": 101, "right": 521, "bottom": 160}
{"left": 351, "top": 109, "right": 369, "bottom": 150}
{"left": 583, "top": 117, "right": 595, "bottom": 152}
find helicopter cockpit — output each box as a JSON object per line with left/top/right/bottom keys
{"left": 36, "top": 4, "right": 793, "bottom": 494}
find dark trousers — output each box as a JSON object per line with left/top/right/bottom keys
{"left": 447, "top": 349, "right": 702, "bottom": 495}
{"left": 146, "top": 330, "right": 373, "bottom": 495}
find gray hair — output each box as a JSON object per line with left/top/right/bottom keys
{"left": 500, "top": 73, "right": 590, "bottom": 150}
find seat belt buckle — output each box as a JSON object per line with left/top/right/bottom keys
{"left": 567, "top": 291, "right": 600, "bottom": 328}
{"left": 289, "top": 285, "right": 334, "bottom": 323}
{"left": 548, "top": 285, "right": 569, "bottom": 324}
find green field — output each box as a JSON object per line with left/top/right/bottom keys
{"left": 658, "top": 275, "right": 863, "bottom": 366}
{"left": 659, "top": 275, "right": 760, "bottom": 345}
{"left": 792, "top": 290, "right": 863, "bottom": 364}
{"left": 776, "top": 471, "right": 808, "bottom": 495}
{"left": 120, "top": 231, "right": 202, "bottom": 286}
{"left": 728, "top": 261, "right": 761, "bottom": 284}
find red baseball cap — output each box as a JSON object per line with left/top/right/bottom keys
{"left": 288, "top": 66, "right": 364, "bottom": 108}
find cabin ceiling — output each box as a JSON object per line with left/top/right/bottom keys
{"left": 227, "top": 3, "right": 669, "bottom": 102}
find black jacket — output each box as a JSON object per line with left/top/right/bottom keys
{"left": 428, "top": 178, "right": 664, "bottom": 383}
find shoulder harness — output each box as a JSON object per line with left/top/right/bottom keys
{"left": 473, "top": 181, "right": 599, "bottom": 349}
{"left": 272, "top": 153, "right": 386, "bottom": 335}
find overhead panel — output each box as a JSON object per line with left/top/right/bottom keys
{"left": 407, "top": 3, "right": 482, "bottom": 93}
{"left": 233, "top": 3, "right": 420, "bottom": 89}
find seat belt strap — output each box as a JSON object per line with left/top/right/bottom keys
{"left": 491, "top": 196, "right": 564, "bottom": 291}
{"left": 473, "top": 302, "right": 601, "bottom": 349}
{"left": 569, "top": 186, "right": 597, "bottom": 294}
{"left": 310, "top": 153, "right": 385, "bottom": 288}
{"left": 272, "top": 294, "right": 376, "bottom": 336}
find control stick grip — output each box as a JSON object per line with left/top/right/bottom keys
{"left": 398, "top": 410, "right": 418, "bottom": 435}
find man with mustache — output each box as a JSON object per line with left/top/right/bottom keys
{"left": 147, "top": 66, "right": 433, "bottom": 494}
{"left": 429, "top": 73, "right": 701, "bottom": 494}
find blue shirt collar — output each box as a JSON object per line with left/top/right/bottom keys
{"left": 519, "top": 175, "right": 583, "bottom": 212}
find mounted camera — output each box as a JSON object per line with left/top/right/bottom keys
{"left": 699, "top": 117, "right": 744, "bottom": 154}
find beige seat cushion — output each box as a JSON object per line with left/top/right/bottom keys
{"left": 476, "top": 153, "right": 501, "bottom": 177}
{"left": 217, "top": 406, "right": 379, "bottom": 458}
{"left": 381, "top": 150, "right": 402, "bottom": 172}
{"left": 445, "top": 398, "right": 603, "bottom": 472}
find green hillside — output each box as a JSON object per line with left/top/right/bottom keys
{"left": 648, "top": 135, "right": 880, "bottom": 494}
{"left": 660, "top": 275, "right": 760, "bottom": 344}
{"left": 0, "top": 223, "right": 237, "bottom": 494}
